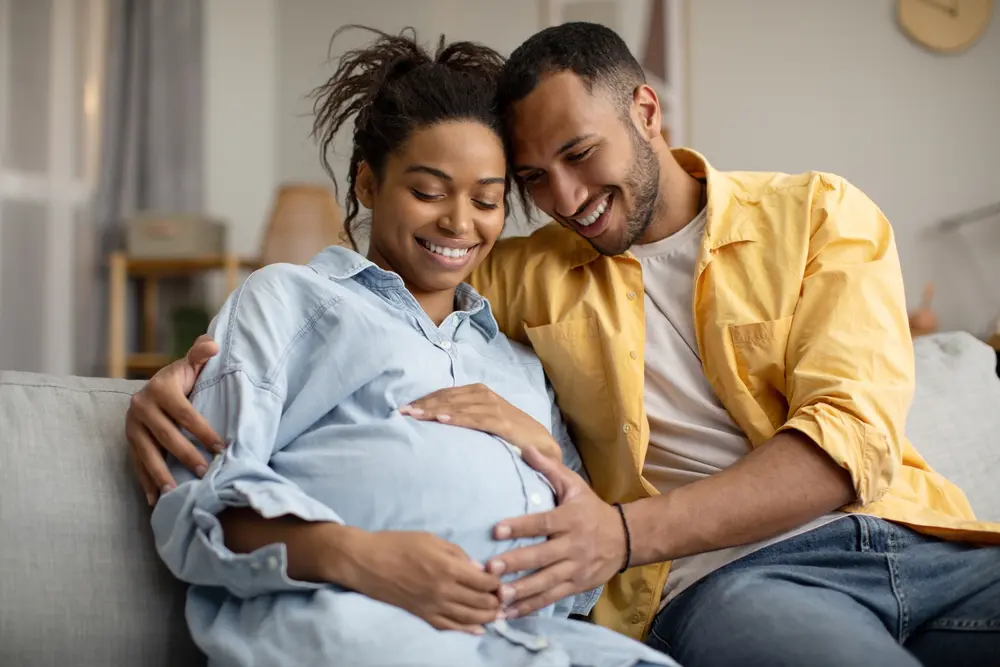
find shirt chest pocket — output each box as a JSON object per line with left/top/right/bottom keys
{"left": 729, "top": 315, "right": 793, "bottom": 430}
{"left": 524, "top": 317, "right": 614, "bottom": 443}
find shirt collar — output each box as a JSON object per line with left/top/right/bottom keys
{"left": 308, "top": 245, "right": 499, "bottom": 340}
{"left": 557, "top": 147, "right": 756, "bottom": 269}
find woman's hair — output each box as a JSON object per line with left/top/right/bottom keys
{"left": 311, "top": 26, "right": 508, "bottom": 250}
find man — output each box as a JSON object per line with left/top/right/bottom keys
{"left": 126, "top": 22, "right": 1000, "bottom": 667}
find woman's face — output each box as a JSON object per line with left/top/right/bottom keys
{"left": 358, "top": 120, "right": 507, "bottom": 296}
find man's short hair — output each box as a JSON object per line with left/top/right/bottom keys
{"left": 496, "top": 22, "right": 646, "bottom": 120}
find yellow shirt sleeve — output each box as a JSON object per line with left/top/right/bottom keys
{"left": 778, "top": 175, "right": 916, "bottom": 506}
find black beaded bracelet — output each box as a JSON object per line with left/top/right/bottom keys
{"left": 612, "top": 502, "right": 632, "bottom": 574}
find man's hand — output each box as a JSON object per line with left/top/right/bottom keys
{"left": 342, "top": 530, "right": 503, "bottom": 634}
{"left": 485, "top": 446, "right": 626, "bottom": 618}
{"left": 126, "top": 335, "right": 222, "bottom": 505}
{"left": 400, "top": 384, "right": 563, "bottom": 463}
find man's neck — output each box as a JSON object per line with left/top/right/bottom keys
{"left": 636, "top": 145, "right": 705, "bottom": 246}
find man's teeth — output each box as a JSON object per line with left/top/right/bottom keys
{"left": 577, "top": 198, "right": 609, "bottom": 227}
{"left": 420, "top": 240, "right": 472, "bottom": 258}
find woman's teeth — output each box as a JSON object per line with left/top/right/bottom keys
{"left": 577, "top": 198, "right": 609, "bottom": 227}
{"left": 419, "top": 239, "right": 472, "bottom": 258}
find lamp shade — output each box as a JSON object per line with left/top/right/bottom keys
{"left": 259, "top": 184, "right": 347, "bottom": 265}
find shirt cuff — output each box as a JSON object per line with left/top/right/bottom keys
{"left": 153, "top": 449, "right": 344, "bottom": 599}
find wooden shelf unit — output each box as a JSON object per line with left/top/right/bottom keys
{"left": 106, "top": 253, "right": 262, "bottom": 378}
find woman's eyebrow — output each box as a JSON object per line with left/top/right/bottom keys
{"left": 406, "top": 165, "right": 504, "bottom": 186}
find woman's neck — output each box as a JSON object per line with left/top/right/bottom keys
{"left": 410, "top": 288, "right": 458, "bottom": 326}
{"left": 366, "top": 249, "right": 457, "bottom": 326}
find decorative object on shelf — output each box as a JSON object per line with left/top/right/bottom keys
{"left": 106, "top": 253, "right": 262, "bottom": 378}
{"left": 170, "top": 306, "right": 212, "bottom": 360}
{"left": 897, "top": 0, "right": 994, "bottom": 54}
{"left": 909, "top": 282, "right": 939, "bottom": 337}
{"left": 259, "top": 184, "right": 348, "bottom": 265}
{"left": 126, "top": 213, "right": 227, "bottom": 259}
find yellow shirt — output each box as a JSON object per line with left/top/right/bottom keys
{"left": 468, "top": 148, "right": 1000, "bottom": 641}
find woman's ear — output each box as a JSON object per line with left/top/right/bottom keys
{"left": 355, "top": 161, "right": 376, "bottom": 209}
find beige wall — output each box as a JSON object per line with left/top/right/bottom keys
{"left": 687, "top": 0, "right": 1000, "bottom": 333}
{"left": 207, "top": 0, "right": 1000, "bottom": 333}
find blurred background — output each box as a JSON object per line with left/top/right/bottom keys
{"left": 0, "top": 0, "right": 998, "bottom": 379}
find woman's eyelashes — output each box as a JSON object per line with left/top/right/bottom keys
{"left": 411, "top": 188, "right": 500, "bottom": 211}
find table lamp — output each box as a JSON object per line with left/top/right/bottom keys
{"left": 259, "top": 184, "right": 349, "bottom": 265}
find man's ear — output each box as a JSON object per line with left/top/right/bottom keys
{"left": 632, "top": 84, "right": 662, "bottom": 142}
{"left": 355, "top": 161, "right": 376, "bottom": 209}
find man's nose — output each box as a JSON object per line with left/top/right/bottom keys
{"left": 549, "top": 170, "right": 588, "bottom": 219}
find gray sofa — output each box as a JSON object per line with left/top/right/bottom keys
{"left": 2, "top": 332, "right": 999, "bottom": 666}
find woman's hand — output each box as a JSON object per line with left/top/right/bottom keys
{"left": 125, "top": 335, "right": 223, "bottom": 505}
{"left": 399, "top": 384, "right": 564, "bottom": 463}
{"left": 338, "top": 530, "right": 503, "bottom": 634}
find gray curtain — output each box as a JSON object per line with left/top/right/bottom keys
{"left": 75, "top": 0, "right": 203, "bottom": 376}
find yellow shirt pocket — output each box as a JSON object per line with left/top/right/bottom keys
{"left": 729, "top": 315, "right": 794, "bottom": 432}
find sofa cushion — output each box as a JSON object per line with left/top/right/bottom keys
{"left": 0, "top": 371, "right": 203, "bottom": 667}
{"left": 906, "top": 332, "right": 1000, "bottom": 522}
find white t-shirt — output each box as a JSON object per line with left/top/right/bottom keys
{"left": 631, "top": 207, "right": 844, "bottom": 610}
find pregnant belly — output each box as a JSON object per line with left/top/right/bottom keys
{"left": 274, "top": 419, "right": 556, "bottom": 563}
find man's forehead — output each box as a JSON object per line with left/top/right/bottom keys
{"left": 509, "top": 72, "right": 615, "bottom": 162}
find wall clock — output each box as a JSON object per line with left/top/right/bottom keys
{"left": 898, "top": 0, "right": 994, "bottom": 53}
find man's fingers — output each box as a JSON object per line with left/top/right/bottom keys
{"left": 507, "top": 581, "right": 577, "bottom": 619}
{"left": 140, "top": 398, "right": 213, "bottom": 473}
{"left": 453, "top": 561, "right": 503, "bottom": 593}
{"left": 186, "top": 335, "right": 219, "bottom": 369}
{"left": 488, "top": 535, "right": 567, "bottom": 576}
{"left": 129, "top": 445, "right": 159, "bottom": 505}
{"left": 128, "top": 420, "right": 179, "bottom": 493}
{"left": 159, "top": 390, "right": 222, "bottom": 452}
{"left": 499, "top": 557, "right": 575, "bottom": 605}
{"left": 494, "top": 505, "right": 563, "bottom": 543}
{"left": 432, "top": 615, "right": 487, "bottom": 636}
{"left": 449, "top": 584, "right": 502, "bottom": 613}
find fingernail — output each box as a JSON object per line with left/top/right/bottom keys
{"left": 472, "top": 626, "right": 485, "bottom": 636}
{"left": 194, "top": 464, "right": 208, "bottom": 478}
{"left": 211, "top": 443, "right": 225, "bottom": 455}
{"left": 436, "top": 414, "right": 451, "bottom": 422}
{"left": 470, "top": 559, "right": 484, "bottom": 570}
{"left": 495, "top": 525, "right": 511, "bottom": 539}
{"left": 489, "top": 559, "right": 506, "bottom": 575}
{"left": 495, "top": 610, "right": 506, "bottom": 620}
{"left": 500, "top": 585, "right": 515, "bottom": 602}
{"left": 146, "top": 492, "right": 157, "bottom": 506}
{"left": 505, "top": 608, "right": 520, "bottom": 620}
{"left": 160, "top": 483, "right": 175, "bottom": 495}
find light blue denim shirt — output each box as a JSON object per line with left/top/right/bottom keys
{"left": 151, "top": 246, "right": 675, "bottom": 667}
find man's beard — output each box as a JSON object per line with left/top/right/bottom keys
{"left": 592, "top": 124, "right": 660, "bottom": 257}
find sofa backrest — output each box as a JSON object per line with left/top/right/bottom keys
{"left": 0, "top": 372, "right": 204, "bottom": 667}
{"left": 0, "top": 332, "right": 998, "bottom": 666}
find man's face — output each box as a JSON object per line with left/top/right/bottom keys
{"left": 509, "top": 71, "right": 660, "bottom": 256}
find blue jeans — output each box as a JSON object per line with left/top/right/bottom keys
{"left": 647, "top": 515, "right": 1000, "bottom": 667}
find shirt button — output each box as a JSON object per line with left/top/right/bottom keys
{"left": 622, "top": 423, "right": 632, "bottom": 434}
{"left": 439, "top": 340, "right": 452, "bottom": 351}
{"left": 529, "top": 492, "right": 543, "bottom": 505}
{"left": 631, "top": 612, "right": 644, "bottom": 624}
{"left": 629, "top": 350, "right": 638, "bottom": 360}
{"left": 267, "top": 556, "right": 279, "bottom": 571}
{"left": 626, "top": 291, "right": 637, "bottom": 300}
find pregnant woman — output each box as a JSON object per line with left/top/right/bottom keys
{"left": 151, "top": 26, "right": 674, "bottom": 667}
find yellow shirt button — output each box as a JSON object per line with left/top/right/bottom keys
{"left": 626, "top": 291, "right": 637, "bottom": 300}
{"left": 631, "top": 612, "right": 644, "bottom": 623}
{"left": 622, "top": 423, "right": 632, "bottom": 434}
{"left": 629, "top": 350, "right": 638, "bottom": 360}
